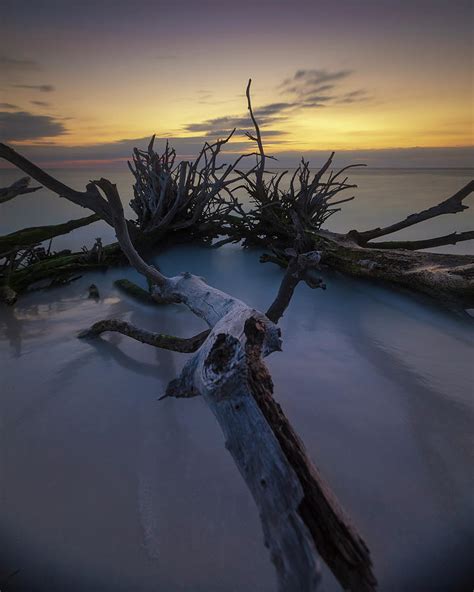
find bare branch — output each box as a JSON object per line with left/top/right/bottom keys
{"left": 92, "top": 178, "right": 168, "bottom": 287}
{"left": 367, "top": 230, "right": 474, "bottom": 250}
{"left": 352, "top": 180, "right": 474, "bottom": 244}
{"left": 0, "top": 176, "right": 41, "bottom": 204}
{"left": 0, "top": 143, "right": 113, "bottom": 225}
{"left": 246, "top": 79, "right": 266, "bottom": 187}
{"left": 266, "top": 251, "right": 324, "bottom": 323}
{"left": 78, "top": 319, "right": 209, "bottom": 352}
{"left": 128, "top": 132, "right": 245, "bottom": 235}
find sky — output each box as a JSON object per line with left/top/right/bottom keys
{"left": 0, "top": 0, "right": 473, "bottom": 168}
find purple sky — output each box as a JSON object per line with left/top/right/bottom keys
{"left": 1, "top": 0, "right": 472, "bottom": 167}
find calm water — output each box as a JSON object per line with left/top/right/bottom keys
{"left": 0, "top": 167, "right": 473, "bottom": 591}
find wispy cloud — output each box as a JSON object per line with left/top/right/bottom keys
{"left": 13, "top": 84, "right": 55, "bottom": 93}
{"left": 183, "top": 67, "right": 372, "bottom": 140}
{"left": 0, "top": 102, "right": 19, "bottom": 110}
{"left": 1, "top": 135, "right": 252, "bottom": 165}
{"left": 0, "top": 55, "right": 40, "bottom": 73}
{"left": 0, "top": 111, "right": 66, "bottom": 141}
{"left": 184, "top": 101, "right": 294, "bottom": 138}
{"left": 279, "top": 68, "right": 371, "bottom": 108}
{"left": 336, "top": 89, "right": 371, "bottom": 104}
{"left": 31, "top": 100, "right": 51, "bottom": 107}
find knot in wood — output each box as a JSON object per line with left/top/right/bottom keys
{"left": 205, "top": 333, "right": 239, "bottom": 374}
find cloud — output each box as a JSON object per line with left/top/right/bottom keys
{"left": 0, "top": 111, "right": 66, "bottom": 141}
{"left": 186, "top": 68, "right": 371, "bottom": 138}
{"left": 255, "top": 102, "right": 294, "bottom": 116}
{"left": 31, "top": 100, "right": 50, "bottom": 107}
{"left": 336, "top": 89, "right": 371, "bottom": 104}
{"left": 0, "top": 56, "right": 40, "bottom": 73}
{"left": 295, "top": 68, "right": 352, "bottom": 84}
{"left": 0, "top": 134, "right": 258, "bottom": 167}
{"left": 279, "top": 67, "right": 371, "bottom": 109}
{"left": 280, "top": 69, "right": 352, "bottom": 96}
{"left": 184, "top": 101, "right": 294, "bottom": 137}
{"left": 13, "top": 84, "right": 55, "bottom": 93}
{"left": 0, "top": 102, "right": 19, "bottom": 110}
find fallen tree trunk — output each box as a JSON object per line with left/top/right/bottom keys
{"left": 74, "top": 178, "right": 376, "bottom": 591}
{"left": 0, "top": 214, "right": 100, "bottom": 253}
{"left": 262, "top": 231, "right": 474, "bottom": 308}
{"left": 317, "top": 230, "right": 474, "bottom": 307}
{"left": 6, "top": 244, "right": 121, "bottom": 295}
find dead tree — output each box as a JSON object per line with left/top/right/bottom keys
{"left": 0, "top": 132, "right": 260, "bottom": 300}
{"left": 232, "top": 81, "right": 474, "bottom": 309}
{"left": 128, "top": 131, "right": 258, "bottom": 236}
{"left": 0, "top": 140, "right": 378, "bottom": 589}
{"left": 80, "top": 179, "right": 376, "bottom": 592}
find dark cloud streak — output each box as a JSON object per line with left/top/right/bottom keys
{"left": 0, "top": 111, "right": 66, "bottom": 141}
{"left": 0, "top": 55, "right": 40, "bottom": 73}
{"left": 13, "top": 84, "right": 55, "bottom": 93}
{"left": 280, "top": 67, "right": 371, "bottom": 109}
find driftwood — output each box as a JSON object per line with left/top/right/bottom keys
{"left": 128, "top": 131, "right": 259, "bottom": 234}
{"left": 0, "top": 176, "right": 41, "bottom": 203}
{"left": 0, "top": 144, "right": 113, "bottom": 224}
{"left": 266, "top": 249, "right": 325, "bottom": 323}
{"left": 0, "top": 157, "right": 378, "bottom": 589}
{"left": 79, "top": 178, "right": 376, "bottom": 591}
{"left": 227, "top": 83, "right": 474, "bottom": 309}
{"left": 0, "top": 214, "right": 99, "bottom": 253}
{"left": 79, "top": 319, "right": 210, "bottom": 352}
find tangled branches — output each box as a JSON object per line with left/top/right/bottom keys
{"left": 222, "top": 80, "right": 365, "bottom": 251}
{"left": 128, "top": 132, "right": 258, "bottom": 237}
{"left": 0, "top": 79, "right": 472, "bottom": 307}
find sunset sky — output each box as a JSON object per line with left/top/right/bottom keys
{"left": 1, "top": 0, "right": 473, "bottom": 167}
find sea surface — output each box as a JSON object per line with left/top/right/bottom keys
{"left": 0, "top": 166, "right": 473, "bottom": 591}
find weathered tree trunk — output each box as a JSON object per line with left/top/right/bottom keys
{"left": 73, "top": 178, "right": 377, "bottom": 592}
{"left": 317, "top": 230, "right": 474, "bottom": 307}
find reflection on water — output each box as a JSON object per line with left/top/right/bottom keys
{"left": 0, "top": 168, "right": 473, "bottom": 591}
